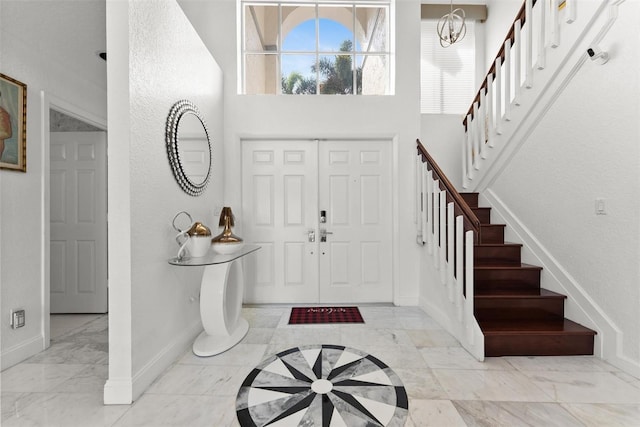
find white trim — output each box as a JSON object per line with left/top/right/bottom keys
{"left": 1, "top": 334, "right": 44, "bottom": 370}
{"left": 482, "top": 189, "right": 640, "bottom": 377}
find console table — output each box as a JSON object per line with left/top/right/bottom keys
{"left": 168, "top": 245, "right": 260, "bottom": 356}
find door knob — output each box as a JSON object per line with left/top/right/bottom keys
{"left": 320, "top": 229, "right": 333, "bottom": 242}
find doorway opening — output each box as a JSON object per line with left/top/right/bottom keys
{"left": 44, "top": 99, "right": 108, "bottom": 350}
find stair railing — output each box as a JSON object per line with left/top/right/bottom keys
{"left": 416, "top": 139, "right": 484, "bottom": 359}
{"left": 461, "top": 0, "right": 607, "bottom": 190}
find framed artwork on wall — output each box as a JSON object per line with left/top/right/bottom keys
{"left": 0, "top": 73, "right": 27, "bottom": 172}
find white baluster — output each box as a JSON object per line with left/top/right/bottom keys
{"left": 486, "top": 75, "right": 495, "bottom": 146}
{"left": 462, "top": 128, "right": 469, "bottom": 188}
{"left": 478, "top": 89, "right": 488, "bottom": 158}
{"left": 432, "top": 179, "right": 440, "bottom": 260}
{"left": 514, "top": 19, "right": 522, "bottom": 105}
{"left": 495, "top": 57, "right": 503, "bottom": 134}
{"left": 465, "top": 230, "right": 475, "bottom": 345}
{"left": 424, "top": 165, "right": 432, "bottom": 253}
{"left": 439, "top": 191, "right": 447, "bottom": 283}
{"left": 465, "top": 115, "right": 475, "bottom": 179}
{"left": 455, "top": 215, "right": 464, "bottom": 321}
{"left": 472, "top": 102, "right": 482, "bottom": 164}
{"left": 455, "top": 215, "right": 464, "bottom": 322}
{"left": 525, "top": 0, "right": 533, "bottom": 88}
{"left": 416, "top": 154, "right": 422, "bottom": 238}
{"left": 550, "top": 0, "right": 560, "bottom": 48}
{"left": 566, "top": 0, "right": 576, "bottom": 24}
{"left": 537, "top": 0, "right": 546, "bottom": 69}
{"left": 504, "top": 38, "right": 512, "bottom": 121}
{"left": 447, "top": 202, "right": 455, "bottom": 301}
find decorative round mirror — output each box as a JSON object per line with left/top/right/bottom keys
{"left": 166, "top": 100, "right": 212, "bottom": 196}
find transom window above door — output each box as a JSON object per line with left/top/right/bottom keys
{"left": 240, "top": 1, "right": 393, "bottom": 95}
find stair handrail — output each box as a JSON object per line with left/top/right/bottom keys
{"left": 416, "top": 139, "right": 481, "bottom": 236}
{"left": 463, "top": 0, "right": 534, "bottom": 129}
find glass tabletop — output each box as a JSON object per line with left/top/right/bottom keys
{"left": 168, "top": 244, "right": 260, "bottom": 266}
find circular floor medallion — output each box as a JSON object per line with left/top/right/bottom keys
{"left": 236, "top": 344, "right": 408, "bottom": 426}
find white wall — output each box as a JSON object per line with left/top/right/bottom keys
{"left": 0, "top": 1, "right": 107, "bottom": 369}
{"left": 179, "top": 0, "right": 422, "bottom": 305}
{"left": 105, "top": 0, "right": 224, "bottom": 403}
{"left": 488, "top": 1, "right": 640, "bottom": 372}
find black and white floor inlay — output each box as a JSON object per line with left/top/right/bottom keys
{"left": 236, "top": 344, "right": 408, "bottom": 426}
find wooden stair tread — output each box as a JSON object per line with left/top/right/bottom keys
{"left": 480, "top": 318, "right": 596, "bottom": 335}
{"left": 475, "top": 243, "right": 523, "bottom": 248}
{"left": 475, "top": 263, "right": 543, "bottom": 270}
{"left": 475, "top": 289, "right": 566, "bottom": 299}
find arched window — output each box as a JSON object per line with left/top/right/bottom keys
{"left": 241, "top": 1, "right": 392, "bottom": 95}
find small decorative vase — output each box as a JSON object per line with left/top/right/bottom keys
{"left": 212, "top": 207, "right": 244, "bottom": 254}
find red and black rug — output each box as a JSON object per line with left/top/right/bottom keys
{"left": 288, "top": 306, "right": 364, "bottom": 324}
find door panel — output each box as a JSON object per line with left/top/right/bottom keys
{"left": 50, "top": 131, "right": 107, "bottom": 313}
{"left": 319, "top": 140, "right": 392, "bottom": 303}
{"left": 242, "top": 141, "right": 319, "bottom": 303}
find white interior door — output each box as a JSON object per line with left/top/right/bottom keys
{"left": 242, "top": 140, "right": 319, "bottom": 303}
{"left": 318, "top": 140, "right": 392, "bottom": 302}
{"left": 50, "top": 131, "right": 108, "bottom": 313}
{"left": 242, "top": 139, "right": 392, "bottom": 304}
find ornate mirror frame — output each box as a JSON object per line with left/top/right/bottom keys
{"left": 165, "top": 100, "right": 212, "bottom": 196}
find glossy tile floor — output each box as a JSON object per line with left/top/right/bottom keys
{"left": 2, "top": 307, "right": 640, "bottom": 426}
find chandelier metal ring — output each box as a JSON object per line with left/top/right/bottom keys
{"left": 437, "top": 5, "right": 467, "bottom": 47}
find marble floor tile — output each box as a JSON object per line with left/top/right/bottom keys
{"left": 522, "top": 370, "right": 640, "bottom": 404}
{"left": 420, "top": 347, "right": 513, "bottom": 371}
{"left": 26, "top": 340, "right": 108, "bottom": 365}
{"left": 1, "top": 363, "right": 88, "bottom": 393}
{"left": 240, "top": 327, "right": 276, "bottom": 344}
{"left": 52, "top": 364, "right": 109, "bottom": 394}
{"left": 1, "top": 392, "right": 49, "bottom": 423}
{"left": 407, "top": 399, "right": 468, "bottom": 427}
{"left": 269, "top": 327, "right": 341, "bottom": 348}
{"left": 452, "top": 400, "right": 585, "bottom": 427}
{"left": 177, "top": 344, "right": 268, "bottom": 367}
{"left": 363, "top": 345, "right": 430, "bottom": 369}
{"left": 2, "top": 392, "right": 129, "bottom": 427}
{"left": 562, "top": 403, "right": 640, "bottom": 427}
{"left": 112, "top": 394, "right": 233, "bottom": 427}
{"left": 50, "top": 314, "right": 103, "bottom": 339}
{"left": 406, "top": 329, "right": 461, "bottom": 348}
{"left": 503, "top": 355, "right": 617, "bottom": 373}
{"left": 432, "top": 369, "right": 551, "bottom": 402}
{"left": 393, "top": 368, "right": 449, "bottom": 400}
{"left": 146, "top": 364, "right": 240, "bottom": 396}
{"left": 339, "top": 328, "right": 414, "bottom": 348}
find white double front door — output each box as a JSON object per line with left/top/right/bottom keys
{"left": 241, "top": 139, "right": 392, "bottom": 303}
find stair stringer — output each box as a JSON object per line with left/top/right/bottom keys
{"left": 466, "top": 0, "right": 621, "bottom": 193}
{"left": 481, "top": 189, "right": 640, "bottom": 378}
{"left": 418, "top": 240, "right": 485, "bottom": 361}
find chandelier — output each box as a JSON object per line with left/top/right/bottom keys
{"left": 437, "top": 1, "right": 467, "bottom": 48}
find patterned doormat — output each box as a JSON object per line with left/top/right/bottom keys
{"left": 288, "top": 307, "right": 364, "bottom": 324}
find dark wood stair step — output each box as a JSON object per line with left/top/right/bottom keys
{"left": 475, "top": 290, "right": 567, "bottom": 321}
{"left": 471, "top": 207, "right": 491, "bottom": 224}
{"left": 479, "top": 224, "right": 505, "bottom": 244}
{"left": 475, "top": 263, "right": 542, "bottom": 287}
{"left": 481, "top": 318, "right": 596, "bottom": 356}
{"left": 475, "top": 243, "right": 522, "bottom": 265}
{"left": 460, "top": 192, "right": 479, "bottom": 207}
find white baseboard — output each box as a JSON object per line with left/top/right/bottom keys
{"left": 1, "top": 334, "right": 44, "bottom": 370}
{"left": 104, "top": 377, "right": 133, "bottom": 405}
{"left": 130, "top": 321, "right": 203, "bottom": 402}
{"left": 394, "top": 295, "right": 419, "bottom": 306}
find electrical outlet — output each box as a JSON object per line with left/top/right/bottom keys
{"left": 11, "top": 309, "right": 25, "bottom": 329}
